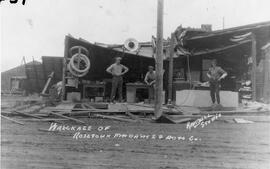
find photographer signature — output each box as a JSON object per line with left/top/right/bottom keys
{"left": 186, "top": 113, "right": 221, "bottom": 130}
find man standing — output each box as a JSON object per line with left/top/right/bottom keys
{"left": 106, "top": 57, "right": 129, "bottom": 102}
{"left": 207, "top": 59, "right": 227, "bottom": 106}
{"left": 144, "top": 66, "right": 156, "bottom": 100}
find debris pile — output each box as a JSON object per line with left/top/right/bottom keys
{"left": 1, "top": 96, "right": 270, "bottom": 126}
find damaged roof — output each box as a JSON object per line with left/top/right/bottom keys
{"left": 183, "top": 21, "right": 270, "bottom": 57}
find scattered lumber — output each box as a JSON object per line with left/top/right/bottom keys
{"left": 154, "top": 114, "right": 176, "bottom": 124}
{"left": 1, "top": 115, "right": 24, "bottom": 125}
{"left": 26, "top": 105, "right": 46, "bottom": 114}
{"left": 122, "top": 104, "right": 141, "bottom": 122}
{"left": 154, "top": 114, "right": 193, "bottom": 124}
{"left": 47, "top": 107, "right": 155, "bottom": 114}
{"left": 126, "top": 111, "right": 141, "bottom": 121}
{"left": 38, "top": 128, "right": 59, "bottom": 132}
{"left": 14, "top": 110, "right": 43, "bottom": 119}
{"left": 81, "top": 103, "right": 95, "bottom": 109}
{"left": 219, "top": 115, "right": 270, "bottom": 123}
{"left": 23, "top": 118, "right": 69, "bottom": 122}
{"left": 11, "top": 104, "right": 32, "bottom": 111}
{"left": 92, "top": 114, "right": 137, "bottom": 123}
{"left": 169, "top": 115, "right": 202, "bottom": 118}
{"left": 129, "top": 103, "right": 185, "bottom": 114}
{"left": 50, "top": 112, "right": 86, "bottom": 124}
{"left": 169, "top": 118, "right": 193, "bottom": 124}
{"left": 1, "top": 110, "right": 44, "bottom": 119}
{"left": 233, "top": 118, "right": 254, "bottom": 124}
{"left": 197, "top": 110, "right": 270, "bottom": 116}
{"left": 174, "top": 106, "right": 200, "bottom": 115}
{"left": 52, "top": 103, "right": 75, "bottom": 113}
{"left": 82, "top": 102, "right": 108, "bottom": 109}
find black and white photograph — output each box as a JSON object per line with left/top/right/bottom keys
{"left": 1, "top": 0, "right": 270, "bottom": 168}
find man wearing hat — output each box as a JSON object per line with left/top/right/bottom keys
{"left": 106, "top": 57, "right": 129, "bottom": 102}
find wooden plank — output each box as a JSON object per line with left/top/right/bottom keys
{"left": 1, "top": 115, "right": 24, "bottom": 125}
{"left": 23, "top": 118, "right": 69, "bottom": 122}
{"left": 170, "top": 118, "right": 193, "bottom": 124}
{"left": 129, "top": 103, "right": 184, "bottom": 114}
{"left": 123, "top": 104, "right": 141, "bottom": 122}
{"left": 12, "top": 104, "right": 32, "bottom": 111}
{"left": 46, "top": 107, "right": 155, "bottom": 114}
{"left": 126, "top": 111, "right": 140, "bottom": 121}
{"left": 38, "top": 128, "right": 60, "bottom": 132}
{"left": 1, "top": 110, "right": 43, "bottom": 119}
{"left": 50, "top": 112, "right": 86, "bottom": 124}
{"left": 219, "top": 115, "right": 270, "bottom": 123}
{"left": 83, "top": 102, "right": 108, "bottom": 109}
{"left": 197, "top": 110, "right": 269, "bottom": 115}
{"left": 14, "top": 111, "right": 43, "bottom": 119}
{"left": 93, "top": 114, "right": 137, "bottom": 123}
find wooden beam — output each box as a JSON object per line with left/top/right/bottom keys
{"left": 93, "top": 114, "right": 137, "bottom": 123}
{"left": 251, "top": 33, "right": 257, "bottom": 101}
{"left": 50, "top": 112, "right": 86, "bottom": 124}
{"left": 123, "top": 104, "right": 141, "bottom": 122}
{"left": 262, "top": 44, "right": 270, "bottom": 101}
{"left": 192, "top": 39, "right": 251, "bottom": 56}
{"left": 154, "top": 0, "right": 164, "bottom": 119}
{"left": 14, "top": 111, "right": 43, "bottom": 119}
{"left": 1, "top": 115, "right": 24, "bottom": 125}
{"left": 47, "top": 108, "right": 155, "bottom": 114}
{"left": 32, "top": 57, "right": 40, "bottom": 92}
{"left": 41, "top": 72, "right": 54, "bottom": 95}
{"left": 168, "top": 33, "right": 176, "bottom": 102}
{"left": 61, "top": 36, "right": 69, "bottom": 101}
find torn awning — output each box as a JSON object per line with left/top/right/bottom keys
{"left": 173, "top": 21, "right": 270, "bottom": 59}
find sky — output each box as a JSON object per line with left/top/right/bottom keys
{"left": 1, "top": 0, "right": 270, "bottom": 71}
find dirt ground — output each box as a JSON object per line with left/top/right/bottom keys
{"left": 1, "top": 115, "right": 270, "bottom": 169}
{"left": 1, "top": 95, "right": 270, "bottom": 169}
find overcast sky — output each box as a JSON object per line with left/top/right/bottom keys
{"left": 1, "top": 0, "right": 270, "bottom": 71}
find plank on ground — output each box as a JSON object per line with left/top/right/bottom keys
{"left": 92, "top": 114, "right": 137, "bottom": 123}
{"left": 1, "top": 115, "right": 25, "bottom": 125}
{"left": 50, "top": 112, "right": 86, "bottom": 124}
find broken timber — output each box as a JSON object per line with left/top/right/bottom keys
{"left": 123, "top": 104, "right": 141, "bottom": 122}
{"left": 1, "top": 115, "right": 25, "bottom": 125}
{"left": 93, "top": 114, "right": 137, "bottom": 123}
{"left": 13, "top": 110, "right": 43, "bottom": 119}
{"left": 50, "top": 112, "right": 86, "bottom": 124}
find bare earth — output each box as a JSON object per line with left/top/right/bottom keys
{"left": 1, "top": 115, "right": 270, "bottom": 169}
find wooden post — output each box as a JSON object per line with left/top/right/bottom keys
{"left": 32, "top": 57, "right": 40, "bottom": 93}
{"left": 168, "top": 33, "right": 175, "bottom": 103}
{"left": 41, "top": 72, "right": 54, "bottom": 95}
{"left": 154, "top": 0, "right": 164, "bottom": 119}
{"left": 262, "top": 44, "right": 270, "bottom": 102}
{"left": 251, "top": 33, "right": 257, "bottom": 101}
{"left": 61, "top": 36, "right": 69, "bottom": 101}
